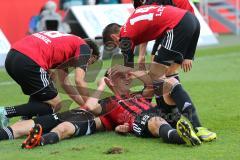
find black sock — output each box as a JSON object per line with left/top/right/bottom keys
{"left": 40, "top": 132, "right": 59, "bottom": 146}
{"left": 159, "top": 124, "right": 185, "bottom": 144}
{"left": 5, "top": 101, "right": 53, "bottom": 118}
{"left": 170, "top": 84, "right": 202, "bottom": 129}
{"left": 0, "top": 127, "right": 14, "bottom": 140}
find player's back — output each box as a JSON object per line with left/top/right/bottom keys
{"left": 12, "top": 31, "right": 85, "bottom": 70}
{"left": 120, "top": 5, "right": 187, "bottom": 46}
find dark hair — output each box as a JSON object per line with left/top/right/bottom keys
{"left": 84, "top": 38, "right": 100, "bottom": 57}
{"left": 102, "top": 23, "right": 121, "bottom": 44}
{"left": 104, "top": 69, "right": 109, "bottom": 77}
{"left": 133, "top": 0, "right": 175, "bottom": 8}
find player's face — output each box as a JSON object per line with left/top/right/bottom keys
{"left": 113, "top": 73, "right": 132, "bottom": 93}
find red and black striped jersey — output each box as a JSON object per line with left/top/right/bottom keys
{"left": 99, "top": 93, "right": 155, "bottom": 131}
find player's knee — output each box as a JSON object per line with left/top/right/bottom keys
{"left": 53, "top": 122, "right": 75, "bottom": 139}
{"left": 149, "top": 62, "right": 168, "bottom": 80}
{"left": 163, "top": 77, "right": 179, "bottom": 95}
{"left": 148, "top": 117, "right": 167, "bottom": 137}
{"left": 45, "top": 95, "right": 62, "bottom": 112}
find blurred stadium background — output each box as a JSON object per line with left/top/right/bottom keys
{"left": 0, "top": 0, "right": 239, "bottom": 59}
{"left": 0, "top": 0, "right": 239, "bottom": 159}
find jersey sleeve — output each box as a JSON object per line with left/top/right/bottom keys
{"left": 75, "top": 44, "right": 91, "bottom": 71}
{"left": 98, "top": 97, "right": 118, "bottom": 115}
{"left": 119, "top": 37, "right": 135, "bottom": 68}
{"left": 99, "top": 115, "right": 114, "bottom": 131}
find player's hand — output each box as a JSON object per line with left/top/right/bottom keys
{"left": 129, "top": 70, "right": 152, "bottom": 86}
{"left": 137, "top": 56, "right": 146, "bottom": 71}
{"left": 115, "top": 123, "right": 130, "bottom": 135}
{"left": 181, "top": 59, "right": 192, "bottom": 72}
{"left": 108, "top": 65, "right": 133, "bottom": 78}
{"left": 97, "top": 77, "right": 106, "bottom": 87}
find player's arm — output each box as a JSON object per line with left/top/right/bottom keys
{"left": 83, "top": 77, "right": 107, "bottom": 115}
{"left": 138, "top": 42, "right": 148, "bottom": 70}
{"left": 120, "top": 37, "right": 135, "bottom": 68}
{"left": 115, "top": 123, "right": 130, "bottom": 134}
{"left": 129, "top": 70, "right": 154, "bottom": 98}
{"left": 181, "top": 59, "right": 193, "bottom": 72}
{"left": 74, "top": 43, "right": 94, "bottom": 101}
{"left": 57, "top": 68, "right": 85, "bottom": 106}
{"left": 75, "top": 67, "right": 89, "bottom": 102}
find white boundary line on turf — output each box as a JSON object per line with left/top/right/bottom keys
{"left": 0, "top": 81, "right": 15, "bottom": 86}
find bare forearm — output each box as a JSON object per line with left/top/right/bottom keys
{"left": 84, "top": 84, "right": 106, "bottom": 115}
{"left": 76, "top": 80, "right": 89, "bottom": 102}
{"left": 61, "top": 80, "right": 85, "bottom": 106}
{"left": 138, "top": 43, "right": 147, "bottom": 62}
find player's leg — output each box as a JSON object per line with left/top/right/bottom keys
{"left": 3, "top": 97, "right": 54, "bottom": 119}
{"left": 0, "top": 49, "right": 57, "bottom": 126}
{"left": 133, "top": 110, "right": 200, "bottom": 146}
{"left": 158, "top": 77, "right": 202, "bottom": 129}
{"left": 22, "top": 110, "right": 102, "bottom": 148}
{"left": 165, "top": 64, "right": 181, "bottom": 81}
{"left": 160, "top": 78, "right": 217, "bottom": 142}
{"left": 148, "top": 27, "right": 186, "bottom": 97}
{"left": 0, "top": 112, "right": 62, "bottom": 142}
{"left": 0, "top": 96, "right": 56, "bottom": 128}
{"left": 147, "top": 116, "right": 186, "bottom": 144}
{"left": 22, "top": 118, "right": 102, "bottom": 149}
{"left": 40, "top": 115, "right": 102, "bottom": 146}
{"left": 0, "top": 119, "right": 34, "bottom": 141}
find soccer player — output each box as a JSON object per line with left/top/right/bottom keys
{"left": 102, "top": 5, "right": 209, "bottom": 136}
{"left": 107, "top": 65, "right": 216, "bottom": 142}
{"left": 133, "top": 0, "right": 195, "bottom": 72}
{"left": 0, "top": 31, "right": 100, "bottom": 127}
{"left": 133, "top": 0, "right": 194, "bottom": 13}
{"left": 0, "top": 70, "right": 201, "bottom": 148}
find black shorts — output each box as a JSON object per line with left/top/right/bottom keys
{"left": 57, "top": 109, "right": 95, "bottom": 137}
{"left": 133, "top": 107, "right": 163, "bottom": 137}
{"left": 34, "top": 109, "right": 95, "bottom": 136}
{"left": 154, "top": 12, "right": 200, "bottom": 66}
{"left": 5, "top": 49, "right": 57, "bottom": 101}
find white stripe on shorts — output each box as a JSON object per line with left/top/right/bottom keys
{"left": 40, "top": 68, "right": 49, "bottom": 87}
{"left": 165, "top": 30, "right": 173, "bottom": 50}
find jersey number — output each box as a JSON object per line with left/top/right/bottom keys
{"left": 130, "top": 13, "right": 154, "bottom": 25}
{"left": 41, "top": 31, "right": 70, "bottom": 38}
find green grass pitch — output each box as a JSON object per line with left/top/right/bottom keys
{"left": 0, "top": 45, "right": 240, "bottom": 160}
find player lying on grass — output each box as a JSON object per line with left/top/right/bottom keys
{"left": 21, "top": 69, "right": 201, "bottom": 148}
{"left": 0, "top": 67, "right": 215, "bottom": 148}
{"left": 106, "top": 65, "right": 216, "bottom": 141}
{"left": 0, "top": 31, "right": 100, "bottom": 127}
